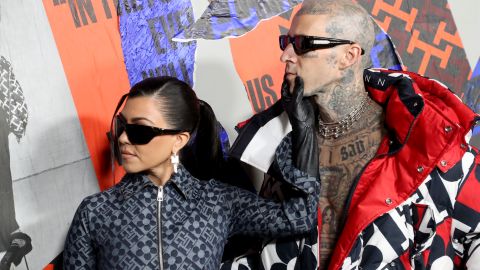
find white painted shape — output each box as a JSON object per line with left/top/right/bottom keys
{"left": 12, "top": 159, "right": 99, "bottom": 270}
{"left": 0, "top": 0, "right": 100, "bottom": 268}
{"left": 0, "top": 0, "right": 91, "bottom": 179}
{"left": 449, "top": 0, "right": 480, "bottom": 69}
{"left": 193, "top": 38, "right": 253, "bottom": 142}
{"left": 191, "top": 0, "right": 210, "bottom": 21}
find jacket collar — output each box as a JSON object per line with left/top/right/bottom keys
{"left": 364, "top": 68, "right": 478, "bottom": 154}
{"left": 168, "top": 164, "right": 196, "bottom": 199}
{"left": 118, "top": 164, "right": 196, "bottom": 200}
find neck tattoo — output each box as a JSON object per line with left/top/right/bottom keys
{"left": 317, "top": 96, "right": 374, "bottom": 139}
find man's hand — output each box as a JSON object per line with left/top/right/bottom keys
{"left": 281, "top": 76, "right": 319, "bottom": 178}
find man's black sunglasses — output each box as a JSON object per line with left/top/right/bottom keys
{"left": 114, "top": 115, "right": 183, "bottom": 145}
{"left": 279, "top": 35, "right": 365, "bottom": 55}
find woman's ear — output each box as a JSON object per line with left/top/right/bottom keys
{"left": 173, "top": 132, "right": 190, "bottom": 153}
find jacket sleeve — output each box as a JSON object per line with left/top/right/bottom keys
{"left": 464, "top": 199, "right": 480, "bottom": 268}
{"left": 63, "top": 200, "right": 97, "bottom": 269}
{"left": 226, "top": 134, "right": 320, "bottom": 237}
{"left": 465, "top": 237, "right": 480, "bottom": 268}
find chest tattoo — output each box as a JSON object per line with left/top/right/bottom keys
{"left": 317, "top": 126, "right": 384, "bottom": 268}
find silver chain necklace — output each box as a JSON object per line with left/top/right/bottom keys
{"left": 317, "top": 96, "right": 372, "bottom": 139}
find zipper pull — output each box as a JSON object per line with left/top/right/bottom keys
{"left": 157, "top": 186, "right": 164, "bottom": 202}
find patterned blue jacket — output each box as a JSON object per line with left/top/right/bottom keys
{"left": 63, "top": 135, "right": 319, "bottom": 269}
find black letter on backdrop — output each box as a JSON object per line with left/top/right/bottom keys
{"left": 68, "top": 0, "right": 97, "bottom": 28}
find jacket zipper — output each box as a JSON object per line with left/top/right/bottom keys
{"left": 157, "top": 186, "right": 164, "bottom": 270}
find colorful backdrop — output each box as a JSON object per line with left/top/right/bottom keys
{"left": 0, "top": 0, "right": 478, "bottom": 269}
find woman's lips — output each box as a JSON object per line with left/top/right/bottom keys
{"left": 121, "top": 150, "right": 136, "bottom": 159}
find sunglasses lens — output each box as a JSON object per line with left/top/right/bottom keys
{"left": 114, "top": 116, "right": 125, "bottom": 139}
{"left": 279, "top": 35, "right": 288, "bottom": 51}
{"left": 293, "top": 36, "right": 309, "bottom": 55}
{"left": 125, "top": 125, "right": 155, "bottom": 145}
{"left": 114, "top": 115, "right": 156, "bottom": 145}
{"left": 279, "top": 35, "right": 306, "bottom": 54}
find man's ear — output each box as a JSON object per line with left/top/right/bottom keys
{"left": 173, "top": 132, "right": 191, "bottom": 153}
{"left": 339, "top": 44, "right": 363, "bottom": 69}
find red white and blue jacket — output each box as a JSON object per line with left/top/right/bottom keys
{"left": 224, "top": 69, "right": 480, "bottom": 269}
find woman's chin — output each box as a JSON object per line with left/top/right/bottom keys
{"left": 122, "top": 164, "right": 142, "bottom": 174}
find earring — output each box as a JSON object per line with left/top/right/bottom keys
{"left": 171, "top": 152, "right": 179, "bottom": 173}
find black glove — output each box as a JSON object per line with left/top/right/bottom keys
{"left": 0, "top": 232, "right": 32, "bottom": 270}
{"left": 281, "top": 76, "right": 319, "bottom": 178}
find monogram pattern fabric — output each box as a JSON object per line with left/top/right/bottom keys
{"left": 0, "top": 56, "right": 28, "bottom": 141}
{"left": 63, "top": 135, "right": 319, "bottom": 269}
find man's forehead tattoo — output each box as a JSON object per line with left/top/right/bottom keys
{"left": 325, "top": 22, "right": 344, "bottom": 38}
{"left": 296, "top": 0, "right": 337, "bottom": 16}
{"left": 297, "top": 5, "right": 333, "bottom": 16}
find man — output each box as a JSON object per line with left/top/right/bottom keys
{"left": 0, "top": 56, "right": 30, "bottom": 270}
{"left": 0, "top": 4, "right": 30, "bottom": 267}
{"left": 224, "top": 0, "right": 480, "bottom": 269}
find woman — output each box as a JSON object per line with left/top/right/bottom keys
{"left": 63, "top": 76, "right": 319, "bottom": 269}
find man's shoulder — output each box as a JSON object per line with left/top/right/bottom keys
{"left": 229, "top": 100, "right": 291, "bottom": 167}
{"left": 234, "top": 100, "right": 285, "bottom": 134}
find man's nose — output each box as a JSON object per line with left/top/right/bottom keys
{"left": 280, "top": 43, "right": 297, "bottom": 63}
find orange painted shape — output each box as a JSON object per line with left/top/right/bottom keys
{"left": 434, "top": 21, "right": 463, "bottom": 48}
{"left": 408, "top": 29, "right": 452, "bottom": 75}
{"left": 43, "top": 0, "right": 128, "bottom": 190}
{"left": 372, "top": 0, "right": 417, "bottom": 31}
{"left": 375, "top": 15, "right": 392, "bottom": 32}
{"left": 229, "top": 5, "right": 301, "bottom": 113}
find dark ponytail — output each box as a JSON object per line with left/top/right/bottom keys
{"left": 127, "top": 76, "right": 225, "bottom": 180}
{"left": 180, "top": 100, "right": 225, "bottom": 180}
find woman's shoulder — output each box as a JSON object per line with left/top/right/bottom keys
{"left": 76, "top": 174, "right": 136, "bottom": 211}
{"left": 76, "top": 187, "right": 116, "bottom": 213}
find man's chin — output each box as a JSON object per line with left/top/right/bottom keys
{"left": 302, "top": 88, "right": 316, "bottom": 97}
{"left": 303, "top": 85, "right": 325, "bottom": 97}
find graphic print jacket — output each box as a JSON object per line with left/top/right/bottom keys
{"left": 62, "top": 136, "right": 320, "bottom": 270}
{"left": 225, "top": 68, "right": 480, "bottom": 269}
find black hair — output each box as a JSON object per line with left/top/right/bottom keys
{"left": 127, "top": 76, "right": 224, "bottom": 180}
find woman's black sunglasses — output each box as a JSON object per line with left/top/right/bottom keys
{"left": 107, "top": 93, "right": 184, "bottom": 165}
{"left": 279, "top": 35, "right": 365, "bottom": 55}
{"left": 113, "top": 115, "right": 183, "bottom": 145}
